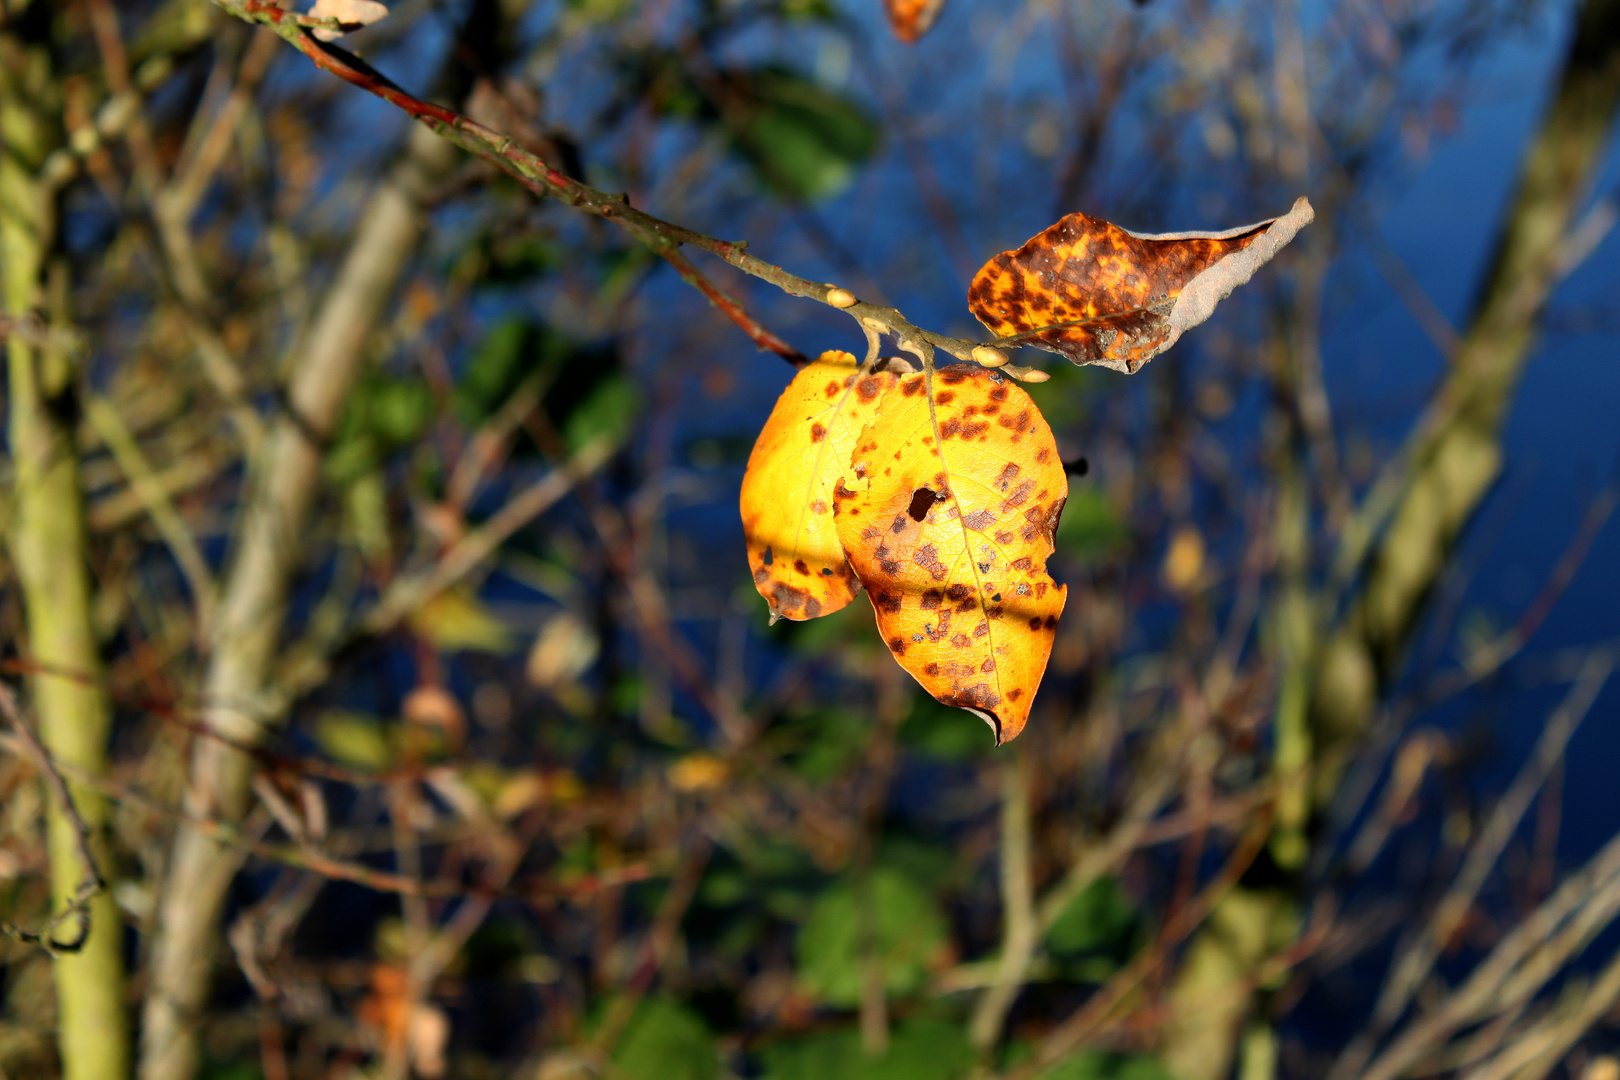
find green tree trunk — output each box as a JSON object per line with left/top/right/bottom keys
{"left": 1, "top": 23, "right": 131, "bottom": 1080}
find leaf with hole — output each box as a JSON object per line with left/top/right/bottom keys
{"left": 834, "top": 364, "right": 1066, "bottom": 744}
{"left": 740, "top": 351, "right": 903, "bottom": 621}
{"left": 968, "top": 198, "right": 1314, "bottom": 373}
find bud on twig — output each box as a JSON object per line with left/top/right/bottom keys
{"left": 825, "top": 287, "right": 858, "bottom": 309}
{"left": 1004, "top": 365, "right": 1050, "bottom": 383}
{"left": 971, "top": 345, "right": 1008, "bottom": 368}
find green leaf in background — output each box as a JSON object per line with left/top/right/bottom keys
{"left": 457, "top": 317, "right": 532, "bottom": 425}
{"left": 1045, "top": 877, "right": 1138, "bottom": 957}
{"left": 408, "top": 588, "right": 513, "bottom": 653}
{"left": 368, "top": 377, "right": 433, "bottom": 444}
{"left": 313, "top": 712, "right": 396, "bottom": 771}
{"left": 1035, "top": 1050, "right": 1176, "bottom": 1080}
{"left": 760, "top": 1018, "right": 972, "bottom": 1080}
{"left": 326, "top": 374, "right": 434, "bottom": 484}
{"left": 875, "top": 836, "right": 956, "bottom": 894}
{"left": 772, "top": 707, "right": 871, "bottom": 782}
{"left": 731, "top": 67, "right": 878, "bottom": 201}
{"left": 562, "top": 373, "right": 639, "bottom": 452}
{"left": 898, "top": 692, "right": 995, "bottom": 761}
{"left": 611, "top": 997, "right": 720, "bottom": 1080}
{"left": 1056, "top": 485, "right": 1128, "bottom": 561}
{"left": 198, "top": 1060, "right": 262, "bottom": 1080}
{"left": 796, "top": 867, "right": 948, "bottom": 1006}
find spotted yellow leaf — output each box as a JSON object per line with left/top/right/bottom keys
{"left": 834, "top": 364, "right": 1066, "bottom": 743}
{"left": 740, "top": 351, "right": 904, "bottom": 621}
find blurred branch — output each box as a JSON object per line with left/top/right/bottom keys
{"left": 1350, "top": 806, "right": 1620, "bottom": 1080}
{"left": 1006, "top": 814, "right": 1275, "bottom": 1080}
{"left": 84, "top": 396, "right": 218, "bottom": 636}
{"left": 140, "top": 119, "right": 462, "bottom": 1080}
{"left": 969, "top": 748, "right": 1038, "bottom": 1051}
{"left": 206, "top": 0, "right": 1041, "bottom": 372}
{"left": 359, "top": 434, "right": 620, "bottom": 638}
{"left": 0, "top": 684, "right": 106, "bottom": 955}
{"left": 1334, "top": 651, "right": 1615, "bottom": 1080}
{"left": 1314, "top": 0, "right": 1620, "bottom": 758}
{"left": 85, "top": 0, "right": 265, "bottom": 449}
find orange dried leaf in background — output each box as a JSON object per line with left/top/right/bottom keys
{"left": 740, "top": 351, "right": 901, "bottom": 621}
{"left": 968, "top": 197, "right": 1314, "bottom": 374}
{"left": 835, "top": 365, "right": 1066, "bottom": 743}
{"left": 885, "top": 0, "right": 947, "bottom": 42}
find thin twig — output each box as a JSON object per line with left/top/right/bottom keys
{"left": 1340, "top": 652, "right": 1614, "bottom": 1080}
{"left": 0, "top": 684, "right": 106, "bottom": 954}
{"left": 969, "top": 747, "right": 1038, "bottom": 1051}
{"left": 206, "top": 0, "right": 1049, "bottom": 373}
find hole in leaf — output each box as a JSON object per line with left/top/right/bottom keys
{"left": 907, "top": 487, "right": 938, "bottom": 522}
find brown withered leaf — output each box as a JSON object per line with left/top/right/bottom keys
{"left": 740, "top": 351, "right": 905, "bottom": 621}
{"left": 834, "top": 365, "right": 1066, "bottom": 744}
{"left": 968, "top": 197, "right": 1314, "bottom": 374}
{"left": 884, "top": 0, "right": 947, "bottom": 42}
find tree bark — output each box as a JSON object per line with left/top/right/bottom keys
{"left": 137, "top": 124, "right": 457, "bottom": 1080}
{"left": 1, "top": 23, "right": 131, "bottom": 1080}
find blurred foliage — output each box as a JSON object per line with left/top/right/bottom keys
{"left": 796, "top": 866, "right": 950, "bottom": 1005}
{"left": 2, "top": 0, "right": 1613, "bottom": 1078}
{"left": 611, "top": 997, "right": 720, "bottom": 1080}
{"left": 761, "top": 1018, "right": 974, "bottom": 1080}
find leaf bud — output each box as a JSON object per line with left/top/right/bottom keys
{"left": 971, "top": 345, "right": 1008, "bottom": 368}
{"left": 825, "top": 287, "right": 858, "bottom": 309}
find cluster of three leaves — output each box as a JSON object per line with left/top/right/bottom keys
{"left": 739, "top": 198, "right": 1315, "bottom": 743}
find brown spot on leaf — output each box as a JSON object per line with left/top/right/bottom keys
{"left": 944, "top": 682, "right": 1001, "bottom": 713}
{"left": 912, "top": 543, "right": 948, "bottom": 580}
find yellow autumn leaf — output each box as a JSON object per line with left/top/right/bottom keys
{"left": 408, "top": 588, "right": 511, "bottom": 653}
{"left": 1162, "top": 526, "right": 1205, "bottom": 593}
{"left": 834, "top": 364, "right": 1067, "bottom": 743}
{"left": 739, "top": 350, "right": 902, "bottom": 621}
